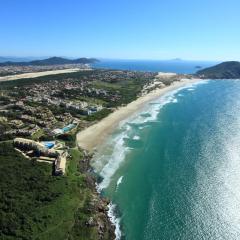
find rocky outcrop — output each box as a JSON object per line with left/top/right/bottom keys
{"left": 78, "top": 150, "right": 116, "bottom": 240}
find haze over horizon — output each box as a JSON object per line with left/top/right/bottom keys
{"left": 0, "top": 56, "right": 220, "bottom": 62}
{"left": 1, "top": 0, "right": 240, "bottom": 61}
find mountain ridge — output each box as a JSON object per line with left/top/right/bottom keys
{"left": 0, "top": 56, "right": 99, "bottom": 66}
{"left": 197, "top": 61, "right": 240, "bottom": 79}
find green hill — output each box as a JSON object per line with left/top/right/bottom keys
{"left": 0, "top": 142, "right": 114, "bottom": 240}
{"left": 197, "top": 61, "right": 240, "bottom": 79}
{"left": 0, "top": 57, "right": 99, "bottom": 66}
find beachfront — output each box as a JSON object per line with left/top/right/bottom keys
{"left": 76, "top": 75, "right": 201, "bottom": 151}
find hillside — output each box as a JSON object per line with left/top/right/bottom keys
{"left": 197, "top": 61, "right": 240, "bottom": 79}
{"left": 0, "top": 141, "right": 114, "bottom": 239}
{"left": 0, "top": 57, "right": 99, "bottom": 66}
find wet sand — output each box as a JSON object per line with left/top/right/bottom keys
{"left": 77, "top": 78, "right": 201, "bottom": 151}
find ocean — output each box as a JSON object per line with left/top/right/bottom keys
{"left": 92, "top": 79, "right": 240, "bottom": 240}
{"left": 93, "top": 59, "right": 218, "bottom": 74}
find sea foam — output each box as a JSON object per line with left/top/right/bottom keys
{"left": 93, "top": 79, "right": 210, "bottom": 239}
{"left": 96, "top": 131, "right": 130, "bottom": 191}
{"left": 116, "top": 176, "right": 124, "bottom": 191}
{"left": 108, "top": 202, "right": 121, "bottom": 240}
{"left": 133, "top": 135, "right": 140, "bottom": 140}
{"left": 93, "top": 80, "right": 209, "bottom": 191}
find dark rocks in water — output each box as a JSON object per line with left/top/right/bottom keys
{"left": 81, "top": 150, "right": 116, "bottom": 239}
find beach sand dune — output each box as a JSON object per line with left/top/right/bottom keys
{"left": 77, "top": 78, "right": 201, "bottom": 151}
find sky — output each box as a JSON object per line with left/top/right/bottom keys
{"left": 1, "top": 0, "right": 240, "bottom": 61}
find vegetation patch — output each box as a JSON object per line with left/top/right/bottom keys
{"left": 0, "top": 141, "right": 112, "bottom": 240}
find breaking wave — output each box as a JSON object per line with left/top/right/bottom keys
{"left": 116, "top": 176, "right": 124, "bottom": 191}
{"left": 108, "top": 203, "right": 121, "bottom": 240}
{"left": 93, "top": 80, "right": 209, "bottom": 191}
{"left": 92, "top": 80, "right": 209, "bottom": 239}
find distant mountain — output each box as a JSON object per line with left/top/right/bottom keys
{"left": 170, "top": 58, "right": 183, "bottom": 61}
{"left": 0, "top": 57, "right": 99, "bottom": 66}
{"left": 0, "top": 56, "right": 40, "bottom": 63}
{"left": 197, "top": 61, "right": 240, "bottom": 79}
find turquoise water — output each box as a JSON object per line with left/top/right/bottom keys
{"left": 92, "top": 80, "right": 240, "bottom": 240}
{"left": 93, "top": 59, "right": 218, "bottom": 74}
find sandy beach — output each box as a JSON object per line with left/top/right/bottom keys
{"left": 0, "top": 68, "right": 90, "bottom": 82}
{"left": 77, "top": 77, "right": 201, "bottom": 151}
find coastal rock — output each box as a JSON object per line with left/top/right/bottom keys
{"left": 80, "top": 147, "right": 116, "bottom": 239}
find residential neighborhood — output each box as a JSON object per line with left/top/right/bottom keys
{"left": 0, "top": 69, "right": 157, "bottom": 176}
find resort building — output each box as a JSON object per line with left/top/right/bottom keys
{"left": 13, "top": 138, "right": 67, "bottom": 175}
{"left": 13, "top": 138, "right": 58, "bottom": 157}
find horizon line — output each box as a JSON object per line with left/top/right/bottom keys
{"left": 0, "top": 55, "right": 226, "bottom": 62}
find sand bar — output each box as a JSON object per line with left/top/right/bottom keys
{"left": 0, "top": 68, "right": 90, "bottom": 82}
{"left": 77, "top": 78, "right": 201, "bottom": 151}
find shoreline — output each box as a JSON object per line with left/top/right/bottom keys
{"left": 0, "top": 68, "right": 91, "bottom": 82}
{"left": 78, "top": 150, "right": 116, "bottom": 239}
{"left": 77, "top": 76, "right": 202, "bottom": 239}
{"left": 77, "top": 77, "right": 202, "bottom": 151}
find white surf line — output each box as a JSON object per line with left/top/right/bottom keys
{"left": 108, "top": 202, "right": 122, "bottom": 240}
{"left": 98, "top": 79, "right": 210, "bottom": 240}
{"left": 95, "top": 79, "right": 210, "bottom": 192}
{"left": 116, "top": 176, "right": 124, "bottom": 191}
